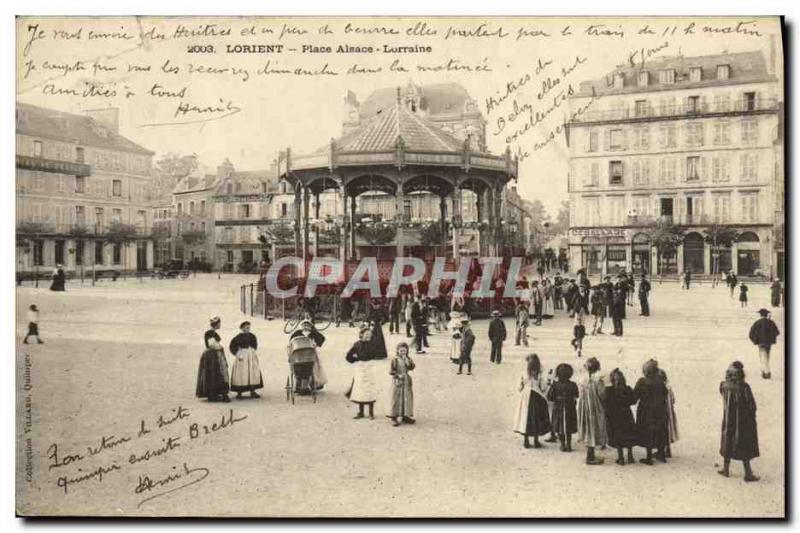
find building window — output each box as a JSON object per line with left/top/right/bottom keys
{"left": 741, "top": 119, "right": 758, "bottom": 144}
{"left": 632, "top": 126, "right": 649, "bottom": 150}
{"left": 32, "top": 172, "right": 45, "bottom": 191}
{"left": 200, "top": 200, "right": 206, "bottom": 214}
{"left": 33, "top": 141, "right": 43, "bottom": 158}
{"left": 711, "top": 155, "right": 731, "bottom": 183}
{"left": 743, "top": 92, "right": 756, "bottom": 111}
{"left": 112, "top": 179, "right": 122, "bottom": 197}
{"left": 659, "top": 157, "right": 676, "bottom": 184}
{"left": 75, "top": 206, "right": 86, "bottom": 225}
{"left": 95, "top": 207, "right": 105, "bottom": 227}
{"left": 632, "top": 195, "right": 651, "bottom": 218}
{"left": 712, "top": 194, "right": 731, "bottom": 223}
{"left": 686, "top": 95, "right": 701, "bottom": 114}
{"left": 609, "top": 161, "right": 623, "bottom": 184}
{"left": 658, "top": 69, "right": 675, "bottom": 84}
{"left": 634, "top": 100, "right": 648, "bottom": 118}
{"left": 713, "top": 94, "right": 730, "bottom": 113}
{"left": 177, "top": 203, "right": 183, "bottom": 216}
{"left": 95, "top": 241, "right": 104, "bottom": 264}
{"left": 76, "top": 147, "right": 85, "bottom": 163}
{"left": 280, "top": 203, "right": 288, "bottom": 217}
{"left": 201, "top": 221, "right": 206, "bottom": 232}
{"left": 658, "top": 123, "right": 677, "bottom": 149}
{"left": 740, "top": 152, "right": 758, "bottom": 182}
{"left": 54, "top": 240, "right": 65, "bottom": 265}
{"left": 33, "top": 240, "right": 44, "bottom": 266}
{"left": 685, "top": 122, "right": 704, "bottom": 147}
{"left": 740, "top": 192, "right": 759, "bottom": 223}
{"left": 75, "top": 176, "right": 86, "bottom": 194}
{"left": 189, "top": 201, "right": 195, "bottom": 215}
{"left": 75, "top": 240, "right": 84, "bottom": 265}
{"left": 713, "top": 120, "right": 730, "bottom": 145}
{"left": 262, "top": 182, "right": 268, "bottom": 194}
{"left": 225, "top": 227, "right": 234, "bottom": 243}
{"left": 240, "top": 204, "right": 251, "bottom": 218}
{"left": 608, "top": 129, "right": 624, "bottom": 150}
{"left": 113, "top": 243, "right": 122, "bottom": 265}
{"left": 226, "top": 183, "right": 233, "bottom": 194}
{"left": 686, "top": 156, "right": 701, "bottom": 180}
{"left": 613, "top": 73, "right": 624, "bottom": 89}
{"left": 637, "top": 71, "right": 649, "bottom": 87}
{"left": 689, "top": 67, "right": 702, "bottom": 82}
{"left": 717, "top": 65, "right": 730, "bottom": 80}
{"left": 632, "top": 159, "right": 650, "bottom": 186}
{"left": 685, "top": 196, "right": 704, "bottom": 224}
{"left": 112, "top": 208, "right": 122, "bottom": 223}
{"left": 587, "top": 128, "right": 598, "bottom": 152}
{"left": 659, "top": 96, "right": 677, "bottom": 115}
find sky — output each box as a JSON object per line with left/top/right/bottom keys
{"left": 16, "top": 16, "right": 782, "bottom": 216}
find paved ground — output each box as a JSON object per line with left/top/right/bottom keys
{"left": 14, "top": 274, "right": 785, "bottom": 517}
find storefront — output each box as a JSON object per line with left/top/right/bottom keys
{"left": 683, "top": 232, "right": 705, "bottom": 274}
{"left": 631, "top": 233, "right": 651, "bottom": 275}
{"left": 737, "top": 231, "right": 761, "bottom": 276}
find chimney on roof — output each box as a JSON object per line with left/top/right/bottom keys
{"left": 217, "top": 158, "right": 234, "bottom": 180}
{"left": 85, "top": 107, "right": 119, "bottom": 133}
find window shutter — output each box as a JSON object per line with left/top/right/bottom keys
{"left": 700, "top": 156, "right": 707, "bottom": 180}
{"left": 622, "top": 128, "right": 629, "bottom": 150}
{"left": 604, "top": 129, "right": 611, "bottom": 151}
{"left": 700, "top": 95, "right": 708, "bottom": 113}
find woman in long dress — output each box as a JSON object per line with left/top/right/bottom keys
{"left": 229, "top": 321, "right": 264, "bottom": 399}
{"left": 367, "top": 299, "right": 388, "bottom": 359}
{"left": 719, "top": 361, "right": 760, "bottom": 482}
{"left": 448, "top": 311, "right": 463, "bottom": 364}
{"left": 196, "top": 317, "right": 230, "bottom": 402}
{"left": 346, "top": 326, "right": 378, "bottom": 419}
{"left": 634, "top": 359, "right": 669, "bottom": 464}
{"left": 388, "top": 342, "right": 415, "bottom": 426}
{"left": 577, "top": 357, "right": 607, "bottom": 465}
{"left": 547, "top": 363, "right": 579, "bottom": 452}
{"left": 541, "top": 279, "right": 555, "bottom": 319}
{"left": 603, "top": 368, "right": 637, "bottom": 465}
{"left": 50, "top": 264, "right": 66, "bottom": 291}
{"left": 513, "top": 354, "right": 552, "bottom": 448}
{"left": 659, "top": 368, "right": 679, "bottom": 458}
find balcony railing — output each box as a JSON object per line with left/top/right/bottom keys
{"left": 577, "top": 98, "right": 780, "bottom": 123}
{"left": 16, "top": 222, "right": 152, "bottom": 237}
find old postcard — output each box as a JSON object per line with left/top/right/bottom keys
{"left": 14, "top": 15, "right": 785, "bottom": 517}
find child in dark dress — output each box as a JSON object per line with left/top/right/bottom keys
{"left": 739, "top": 283, "right": 749, "bottom": 308}
{"left": 719, "top": 361, "right": 759, "bottom": 482}
{"left": 634, "top": 359, "right": 670, "bottom": 465}
{"left": 546, "top": 363, "right": 579, "bottom": 452}
{"left": 604, "top": 368, "right": 637, "bottom": 465}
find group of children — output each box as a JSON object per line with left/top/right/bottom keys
{"left": 513, "top": 355, "right": 680, "bottom": 467}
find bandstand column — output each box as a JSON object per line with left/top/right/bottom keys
{"left": 350, "top": 195, "right": 357, "bottom": 260}
{"left": 476, "top": 190, "right": 484, "bottom": 256}
{"left": 439, "top": 195, "right": 447, "bottom": 257}
{"left": 302, "top": 186, "right": 310, "bottom": 264}
{"left": 486, "top": 187, "right": 496, "bottom": 256}
{"left": 452, "top": 185, "right": 461, "bottom": 259}
{"left": 494, "top": 185, "right": 503, "bottom": 257}
{"left": 339, "top": 186, "right": 347, "bottom": 261}
{"left": 294, "top": 184, "right": 302, "bottom": 258}
{"left": 313, "top": 192, "right": 321, "bottom": 258}
{"left": 395, "top": 188, "right": 405, "bottom": 258}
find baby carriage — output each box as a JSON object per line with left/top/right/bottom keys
{"left": 286, "top": 335, "right": 318, "bottom": 404}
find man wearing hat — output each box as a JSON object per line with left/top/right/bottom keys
{"left": 488, "top": 309, "right": 507, "bottom": 364}
{"left": 748, "top": 309, "right": 781, "bottom": 379}
{"left": 458, "top": 317, "right": 475, "bottom": 375}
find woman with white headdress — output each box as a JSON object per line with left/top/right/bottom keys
{"left": 346, "top": 325, "right": 378, "bottom": 419}
{"left": 196, "top": 317, "right": 230, "bottom": 402}
{"left": 229, "top": 321, "right": 264, "bottom": 399}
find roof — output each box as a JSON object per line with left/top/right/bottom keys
{"left": 16, "top": 102, "right": 154, "bottom": 156}
{"left": 358, "top": 83, "right": 474, "bottom": 119}
{"left": 575, "top": 50, "right": 774, "bottom": 97}
{"left": 174, "top": 173, "right": 220, "bottom": 194}
{"left": 331, "top": 103, "right": 465, "bottom": 153}
{"left": 214, "top": 168, "right": 279, "bottom": 195}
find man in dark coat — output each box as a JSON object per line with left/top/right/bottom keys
{"left": 684, "top": 269, "right": 692, "bottom": 290}
{"left": 387, "top": 296, "right": 401, "bottom": 334}
{"left": 611, "top": 288, "right": 626, "bottom": 336}
{"left": 770, "top": 279, "right": 782, "bottom": 308}
{"left": 487, "top": 310, "right": 507, "bottom": 364}
{"left": 602, "top": 277, "right": 615, "bottom": 319}
{"left": 638, "top": 274, "right": 652, "bottom": 317}
{"left": 570, "top": 285, "right": 590, "bottom": 317}
{"left": 458, "top": 319, "right": 475, "bottom": 375}
{"left": 410, "top": 294, "right": 427, "bottom": 354}
{"left": 719, "top": 361, "right": 760, "bottom": 481}
{"left": 748, "top": 309, "right": 780, "bottom": 379}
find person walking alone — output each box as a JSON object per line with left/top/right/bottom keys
{"left": 488, "top": 310, "right": 507, "bottom": 364}
{"left": 748, "top": 309, "right": 780, "bottom": 379}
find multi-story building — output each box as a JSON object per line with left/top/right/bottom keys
{"left": 172, "top": 164, "right": 219, "bottom": 266}
{"left": 152, "top": 200, "right": 173, "bottom": 266}
{"left": 566, "top": 50, "right": 782, "bottom": 278}
{"left": 16, "top": 103, "right": 155, "bottom": 276}
{"left": 213, "top": 160, "right": 279, "bottom": 271}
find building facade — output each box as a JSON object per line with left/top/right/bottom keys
{"left": 16, "top": 103, "right": 155, "bottom": 276}
{"left": 566, "top": 50, "right": 782, "bottom": 278}
{"left": 172, "top": 166, "right": 219, "bottom": 267}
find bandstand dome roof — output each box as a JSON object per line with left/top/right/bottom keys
{"left": 327, "top": 100, "right": 465, "bottom": 153}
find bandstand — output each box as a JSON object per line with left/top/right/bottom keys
{"left": 277, "top": 90, "right": 518, "bottom": 264}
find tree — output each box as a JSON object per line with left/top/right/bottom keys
{"left": 704, "top": 224, "right": 739, "bottom": 286}
{"left": 550, "top": 200, "right": 570, "bottom": 235}
{"left": 152, "top": 153, "right": 199, "bottom": 201}
{"left": 103, "top": 222, "right": 139, "bottom": 244}
{"left": 356, "top": 223, "right": 397, "bottom": 246}
{"left": 181, "top": 230, "right": 207, "bottom": 246}
{"left": 266, "top": 224, "right": 295, "bottom": 246}
{"left": 646, "top": 220, "right": 684, "bottom": 282}
{"left": 419, "top": 222, "right": 443, "bottom": 248}
{"left": 318, "top": 226, "right": 342, "bottom": 245}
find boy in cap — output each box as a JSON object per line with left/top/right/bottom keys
{"left": 458, "top": 318, "right": 475, "bottom": 375}
{"left": 748, "top": 309, "right": 780, "bottom": 379}
{"left": 488, "top": 310, "right": 507, "bottom": 364}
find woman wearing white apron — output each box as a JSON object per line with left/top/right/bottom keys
{"left": 346, "top": 326, "right": 378, "bottom": 419}
{"left": 448, "top": 310, "right": 464, "bottom": 364}
{"left": 229, "top": 321, "right": 264, "bottom": 399}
